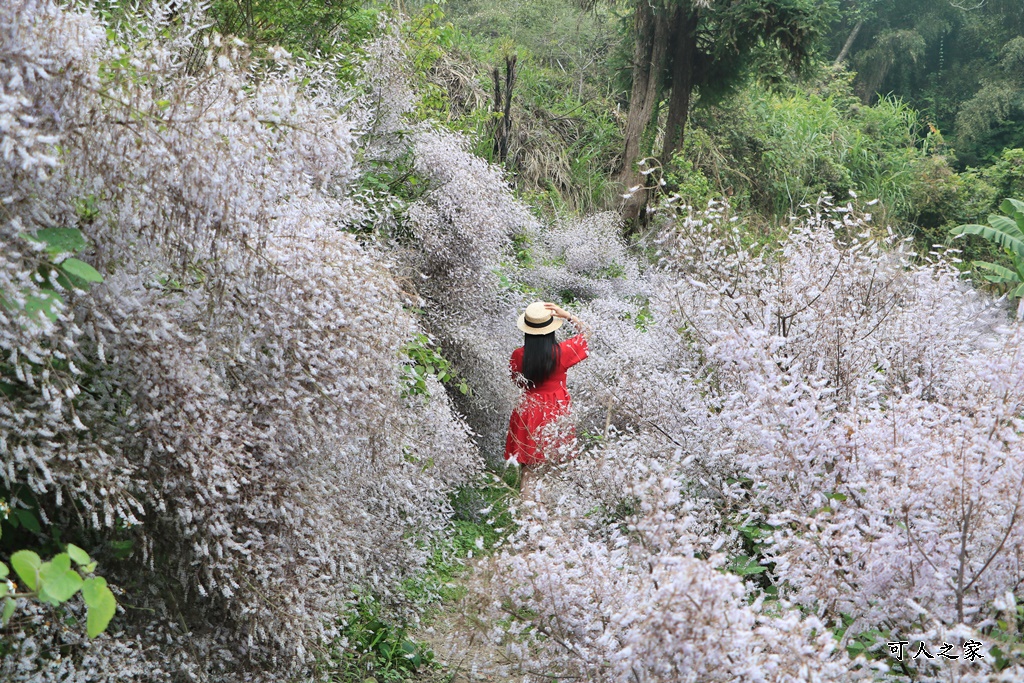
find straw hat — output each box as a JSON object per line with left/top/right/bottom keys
{"left": 517, "top": 301, "right": 563, "bottom": 335}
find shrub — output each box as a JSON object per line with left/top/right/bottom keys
{"left": 2, "top": 2, "right": 479, "bottom": 678}
{"left": 950, "top": 198, "right": 1024, "bottom": 298}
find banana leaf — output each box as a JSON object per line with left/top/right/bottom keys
{"left": 971, "top": 260, "right": 1022, "bottom": 284}
{"left": 951, "top": 222, "right": 1024, "bottom": 257}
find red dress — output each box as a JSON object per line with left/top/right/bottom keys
{"left": 504, "top": 334, "right": 589, "bottom": 465}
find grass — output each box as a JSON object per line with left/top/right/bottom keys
{"left": 314, "top": 466, "right": 520, "bottom": 682}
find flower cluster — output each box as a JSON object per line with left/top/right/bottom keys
{"left": 455, "top": 199, "right": 1024, "bottom": 681}
{"left": 2, "top": 1, "right": 478, "bottom": 679}
{"left": 660, "top": 200, "right": 1024, "bottom": 634}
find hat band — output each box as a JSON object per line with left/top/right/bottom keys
{"left": 524, "top": 316, "right": 553, "bottom": 329}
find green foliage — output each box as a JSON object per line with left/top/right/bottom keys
{"left": 832, "top": 613, "right": 890, "bottom": 660}
{"left": 619, "top": 295, "right": 653, "bottom": 332}
{"left": 401, "top": 333, "right": 471, "bottom": 397}
{"left": 682, "top": 73, "right": 931, "bottom": 224}
{"left": 983, "top": 147, "right": 1024, "bottom": 201}
{"left": 717, "top": 484, "right": 781, "bottom": 594}
{"left": 402, "top": 3, "right": 460, "bottom": 121}
{"left": 662, "top": 153, "right": 712, "bottom": 208}
{"left": 703, "top": 0, "right": 835, "bottom": 96}
{"left": 1, "top": 227, "right": 104, "bottom": 326}
{"left": 24, "top": 227, "right": 87, "bottom": 255}
{"left": 440, "top": 0, "right": 625, "bottom": 214}
{"left": 403, "top": 470, "right": 518, "bottom": 608}
{"left": 828, "top": 0, "right": 1024, "bottom": 163}
{"left": 727, "top": 555, "right": 768, "bottom": 576}
{"left": 3, "top": 544, "right": 117, "bottom": 638}
{"left": 950, "top": 198, "right": 1024, "bottom": 297}
{"left": 81, "top": 577, "right": 117, "bottom": 638}
{"left": 207, "top": 0, "right": 379, "bottom": 57}
{"left": 330, "top": 595, "right": 435, "bottom": 681}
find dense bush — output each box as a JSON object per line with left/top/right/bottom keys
{"left": 432, "top": 199, "right": 1024, "bottom": 681}
{"left": 1, "top": 1, "right": 479, "bottom": 679}
{"left": 7, "top": 2, "right": 1024, "bottom": 682}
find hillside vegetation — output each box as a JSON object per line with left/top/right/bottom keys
{"left": 3, "top": 1, "right": 1024, "bottom": 682}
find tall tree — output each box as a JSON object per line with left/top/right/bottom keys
{"left": 619, "top": 0, "right": 826, "bottom": 224}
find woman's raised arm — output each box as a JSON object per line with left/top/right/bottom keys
{"left": 544, "top": 303, "right": 591, "bottom": 341}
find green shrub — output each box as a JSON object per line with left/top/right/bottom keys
{"left": 950, "top": 198, "right": 1024, "bottom": 297}
{"left": 3, "top": 546, "right": 117, "bottom": 639}
{"left": 684, "top": 73, "right": 937, "bottom": 231}
{"left": 401, "top": 332, "right": 471, "bottom": 397}
{"left": 663, "top": 153, "right": 713, "bottom": 208}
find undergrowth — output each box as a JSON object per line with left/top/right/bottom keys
{"left": 316, "top": 467, "right": 519, "bottom": 682}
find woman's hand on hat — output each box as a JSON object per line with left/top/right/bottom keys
{"left": 544, "top": 302, "right": 570, "bottom": 320}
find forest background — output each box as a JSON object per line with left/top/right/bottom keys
{"left": 4, "top": 0, "right": 1024, "bottom": 681}
{"left": 217, "top": 0, "right": 1024, "bottom": 246}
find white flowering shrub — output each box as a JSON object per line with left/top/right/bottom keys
{"left": 658, "top": 199, "right": 1024, "bottom": 644}
{"left": 434, "top": 198, "right": 1024, "bottom": 680}
{"left": 400, "top": 128, "right": 539, "bottom": 457}
{"left": 526, "top": 211, "right": 644, "bottom": 303}
{"left": 471, "top": 477, "right": 863, "bottom": 682}
{"left": 2, "top": 1, "right": 479, "bottom": 679}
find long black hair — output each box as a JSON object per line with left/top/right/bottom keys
{"left": 521, "top": 332, "right": 561, "bottom": 386}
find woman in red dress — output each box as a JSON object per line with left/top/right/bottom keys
{"left": 504, "top": 301, "right": 591, "bottom": 495}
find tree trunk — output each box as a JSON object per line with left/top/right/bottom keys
{"left": 492, "top": 55, "right": 517, "bottom": 164}
{"left": 833, "top": 20, "right": 863, "bottom": 66}
{"left": 620, "top": 1, "right": 671, "bottom": 225}
{"left": 661, "top": 6, "right": 698, "bottom": 163}
{"left": 618, "top": 1, "right": 656, "bottom": 184}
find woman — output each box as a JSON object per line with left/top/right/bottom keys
{"left": 504, "top": 301, "right": 591, "bottom": 495}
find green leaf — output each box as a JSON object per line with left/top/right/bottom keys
{"left": 972, "top": 260, "right": 1022, "bottom": 284}
{"left": 1, "top": 598, "right": 14, "bottom": 626}
{"left": 0, "top": 562, "right": 7, "bottom": 579}
{"left": 59, "top": 258, "right": 103, "bottom": 284}
{"left": 950, "top": 222, "right": 1024, "bottom": 257}
{"left": 1001, "top": 198, "right": 1024, "bottom": 219}
{"left": 0, "top": 583, "right": 7, "bottom": 599}
{"left": 82, "top": 577, "right": 116, "bottom": 638}
{"left": 11, "top": 550, "right": 42, "bottom": 591}
{"left": 66, "top": 544, "right": 91, "bottom": 566}
{"left": 22, "top": 290, "right": 63, "bottom": 323}
{"left": 109, "top": 539, "right": 133, "bottom": 560}
{"left": 14, "top": 509, "right": 41, "bottom": 534}
{"left": 825, "top": 492, "right": 848, "bottom": 502}
{"left": 22, "top": 227, "right": 87, "bottom": 256}
{"left": 38, "top": 553, "right": 84, "bottom": 605}
{"left": 728, "top": 555, "right": 768, "bottom": 575}
{"left": 989, "top": 214, "right": 1024, "bottom": 240}
{"left": 83, "top": 561, "right": 97, "bottom": 574}
{"left": 401, "top": 640, "right": 421, "bottom": 668}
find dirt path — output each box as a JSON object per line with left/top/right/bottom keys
{"left": 412, "top": 559, "right": 513, "bottom": 683}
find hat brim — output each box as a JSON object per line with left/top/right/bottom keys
{"left": 518, "top": 313, "right": 564, "bottom": 335}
